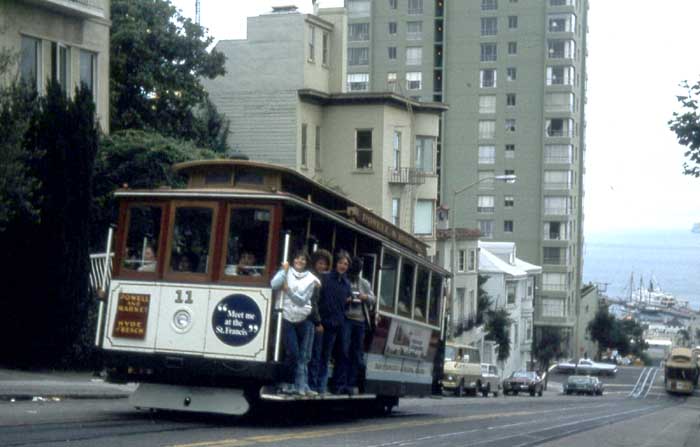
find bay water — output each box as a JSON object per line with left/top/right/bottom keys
{"left": 583, "top": 229, "right": 700, "bottom": 310}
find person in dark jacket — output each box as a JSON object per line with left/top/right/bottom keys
{"left": 307, "top": 249, "right": 332, "bottom": 392}
{"left": 315, "top": 250, "right": 353, "bottom": 394}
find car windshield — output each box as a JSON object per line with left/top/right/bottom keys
{"left": 569, "top": 376, "right": 591, "bottom": 384}
{"left": 513, "top": 371, "right": 534, "bottom": 379}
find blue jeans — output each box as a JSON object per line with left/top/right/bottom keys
{"left": 342, "top": 319, "right": 366, "bottom": 388}
{"left": 308, "top": 329, "right": 323, "bottom": 391}
{"left": 283, "top": 319, "right": 314, "bottom": 392}
{"left": 317, "top": 322, "right": 347, "bottom": 393}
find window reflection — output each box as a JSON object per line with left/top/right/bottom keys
{"left": 379, "top": 252, "right": 398, "bottom": 311}
{"left": 398, "top": 260, "right": 415, "bottom": 317}
{"left": 123, "top": 205, "right": 162, "bottom": 272}
{"left": 429, "top": 273, "right": 443, "bottom": 326}
{"left": 170, "top": 207, "right": 213, "bottom": 274}
{"left": 224, "top": 208, "right": 271, "bottom": 278}
{"left": 415, "top": 267, "right": 429, "bottom": 321}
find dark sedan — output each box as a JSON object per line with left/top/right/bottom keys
{"left": 502, "top": 371, "right": 544, "bottom": 396}
{"left": 563, "top": 375, "right": 604, "bottom": 396}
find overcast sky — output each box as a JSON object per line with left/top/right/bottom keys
{"left": 171, "top": 0, "right": 700, "bottom": 233}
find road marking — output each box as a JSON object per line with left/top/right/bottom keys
{"left": 642, "top": 368, "right": 660, "bottom": 399}
{"left": 169, "top": 404, "right": 617, "bottom": 447}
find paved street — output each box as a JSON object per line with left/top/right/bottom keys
{"left": 0, "top": 367, "right": 698, "bottom": 447}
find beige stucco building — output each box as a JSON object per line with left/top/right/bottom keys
{"left": 203, "top": 6, "right": 445, "bottom": 252}
{"left": 0, "top": 0, "right": 111, "bottom": 133}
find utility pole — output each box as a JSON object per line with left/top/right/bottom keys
{"left": 195, "top": 0, "right": 201, "bottom": 25}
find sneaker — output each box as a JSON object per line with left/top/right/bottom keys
{"left": 305, "top": 389, "right": 319, "bottom": 397}
{"left": 350, "top": 387, "right": 360, "bottom": 396}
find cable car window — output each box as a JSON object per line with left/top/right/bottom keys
{"left": 170, "top": 207, "right": 213, "bottom": 274}
{"left": 415, "top": 266, "right": 430, "bottom": 322}
{"left": 428, "top": 272, "right": 443, "bottom": 326}
{"left": 224, "top": 207, "right": 271, "bottom": 277}
{"left": 398, "top": 260, "right": 415, "bottom": 317}
{"left": 235, "top": 167, "right": 264, "bottom": 185}
{"left": 379, "top": 251, "right": 398, "bottom": 311}
{"left": 122, "top": 205, "right": 162, "bottom": 272}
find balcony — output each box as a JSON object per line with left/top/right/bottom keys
{"left": 27, "top": 0, "right": 106, "bottom": 19}
{"left": 388, "top": 167, "right": 426, "bottom": 185}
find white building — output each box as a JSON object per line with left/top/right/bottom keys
{"left": 479, "top": 242, "right": 541, "bottom": 377}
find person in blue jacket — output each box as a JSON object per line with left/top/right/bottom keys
{"left": 316, "top": 250, "right": 353, "bottom": 394}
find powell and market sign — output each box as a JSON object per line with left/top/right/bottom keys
{"left": 347, "top": 206, "right": 427, "bottom": 256}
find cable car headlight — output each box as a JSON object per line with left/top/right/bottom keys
{"left": 173, "top": 309, "right": 193, "bottom": 332}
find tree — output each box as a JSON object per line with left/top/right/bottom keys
{"left": 110, "top": 0, "right": 228, "bottom": 151}
{"left": 587, "top": 306, "right": 616, "bottom": 358}
{"left": 91, "top": 129, "right": 217, "bottom": 249}
{"left": 669, "top": 80, "right": 700, "bottom": 177}
{"left": 476, "top": 275, "right": 491, "bottom": 325}
{"left": 485, "top": 308, "right": 511, "bottom": 363}
{"left": 532, "top": 327, "right": 564, "bottom": 390}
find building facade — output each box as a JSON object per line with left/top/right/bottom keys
{"left": 203, "top": 6, "right": 446, "bottom": 252}
{"left": 0, "top": 0, "right": 111, "bottom": 132}
{"left": 577, "top": 283, "right": 601, "bottom": 359}
{"left": 344, "top": 0, "right": 588, "bottom": 355}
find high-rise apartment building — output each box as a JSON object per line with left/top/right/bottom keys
{"left": 345, "top": 0, "right": 588, "bottom": 354}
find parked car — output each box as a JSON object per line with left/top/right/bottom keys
{"left": 479, "top": 363, "right": 501, "bottom": 397}
{"left": 556, "top": 358, "right": 618, "bottom": 376}
{"left": 502, "top": 370, "right": 544, "bottom": 396}
{"left": 562, "top": 375, "right": 604, "bottom": 396}
{"left": 442, "top": 343, "right": 482, "bottom": 396}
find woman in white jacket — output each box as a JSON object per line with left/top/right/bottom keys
{"left": 270, "top": 250, "right": 320, "bottom": 395}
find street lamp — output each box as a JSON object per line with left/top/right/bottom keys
{"left": 449, "top": 174, "right": 517, "bottom": 339}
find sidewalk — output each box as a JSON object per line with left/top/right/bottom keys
{"left": 0, "top": 368, "right": 136, "bottom": 401}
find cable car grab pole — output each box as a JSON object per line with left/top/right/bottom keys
{"left": 274, "top": 231, "right": 291, "bottom": 362}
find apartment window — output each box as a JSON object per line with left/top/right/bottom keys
{"left": 542, "top": 273, "right": 567, "bottom": 291}
{"left": 504, "top": 196, "right": 514, "bottom": 207}
{"left": 478, "top": 170, "right": 495, "bottom": 189}
{"left": 322, "top": 32, "right": 329, "bottom": 65}
{"left": 544, "top": 196, "right": 571, "bottom": 215}
{"left": 392, "top": 131, "right": 401, "bottom": 169}
{"left": 406, "top": 72, "right": 422, "bottom": 90}
{"left": 544, "top": 247, "right": 567, "bottom": 265}
{"left": 478, "top": 121, "right": 496, "bottom": 140}
{"left": 356, "top": 129, "right": 373, "bottom": 169}
{"left": 478, "top": 220, "right": 494, "bottom": 238}
{"left": 480, "top": 69, "right": 497, "bottom": 88}
{"left": 301, "top": 124, "right": 308, "bottom": 167}
{"left": 415, "top": 136, "right": 434, "bottom": 173}
{"left": 408, "top": 0, "right": 423, "bottom": 15}
{"left": 348, "top": 47, "right": 369, "bottom": 65}
{"left": 468, "top": 249, "right": 477, "bottom": 271}
{"left": 387, "top": 72, "right": 398, "bottom": 91}
{"left": 479, "top": 95, "right": 496, "bottom": 113}
{"left": 389, "top": 22, "right": 398, "bottom": 35}
{"left": 506, "top": 67, "right": 517, "bottom": 81}
{"left": 406, "top": 47, "right": 422, "bottom": 65}
{"left": 315, "top": 126, "right": 321, "bottom": 169}
{"left": 20, "top": 36, "right": 42, "bottom": 90}
{"left": 508, "top": 16, "right": 518, "bottom": 29}
{"left": 546, "top": 118, "right": 574, "bottom": 137}
{"left": 541, "top": 298, "right": 564, "bottom": 318}
{"left": 544, "top": 221, "right": 569, "bottom": 240}
{"left": 477, "top": 195, "right": 495, "bottom": 213}
{"left": 392, "top": 198, "right": 400, "bottom": 226}
{"left": 347, "top": 73, "right": 369, "bottom": 91}
{"left": 481, "top": 0, "right": 498, "bottom": 11}
{"left": 389, "top": 0, "right": 398, "bottom": 8}
{"left": 388, "top": 47, "right": 397, "bottom": 59}
{"left": 548, "top": 13, "right": 576, "bottom": 33}
{"left": 458, "top": 249, "right": 466, "bottom": 272}
{"left": 550, "top": 0, "right": 575, "bottom": 7}
{"left": 505, "top": 119, "right": 516, "bottom": 132}
{"left": 507, "top": 41, "right": 517, "bottom": 55}
{"left": 481, "top": 17, "right": 498, "bottom": 36}
{"left": 546, "top": 65, "right": 575, "bottom": 85}
{"left": 544, "top": 170, "right": 572, "bottom": 189}
{"left": 480, "top": 43, "right": 497, "bottom": 62}
{"left": 308, "top": 25, "right": 315, "bottom": 62}
{"left": 506, "top": 93, "right": 516, "bottom": 106}
{"left": 504, "top": 220, "right": 514, "bottom": 233}
{"left": 505, "top": 169, "right": 515, "bottom": 178}
{"left": 348, "top": 0, "right": 370, "bottom": 17}
{"left": 545, "top": 92, "right": 575, "bottom": 112}
{"left": 414, "top": 200, "right": 433, "bottom": 235}
{"left": 547, "top": 39, "right": 575, "bottom": 59}
{"left": 507, "top": 283, "right": 516, "bottom": 304}
{"left": 478, "top": 147, "right": 496, "bottom": 166}
{"left": 349, "top": 23, "right": 370, "bottom": 41}
{"left": 51, "top": 42, "right": 70, "bottom": 95}
{"left": 544, "top": 144, "right": 573, "bottom": 163}
{"left": 406, "top": 21, "right": 423, "bottom": 40}
{"left": 505, "top": 144, "right": 515, "bottom": 158}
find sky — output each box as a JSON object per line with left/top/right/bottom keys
{"left": 170, "top": 0, "right": 700, "bottom": 233}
